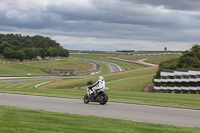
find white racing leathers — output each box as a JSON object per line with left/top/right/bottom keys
{"left": 89, "top": 79, "right": 105, "bottom": 95}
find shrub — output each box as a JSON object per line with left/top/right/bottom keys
{"left": 87, "top": 81, "right": 93, "bottom": 85}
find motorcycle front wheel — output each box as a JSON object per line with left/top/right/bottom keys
{"left": 83, "top": 94, "right": 90, "bottom": 104}
{"left": 99, "top": 93, "right": 108, "bottom": 105}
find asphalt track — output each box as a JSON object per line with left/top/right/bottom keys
{"left": 0, "top": 93, "right": 200, "bottom": 127}
{"left": 93, "top": 60, "right": 122, "bottom": 72}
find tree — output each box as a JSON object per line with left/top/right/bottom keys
{"left": 190, "top": 44, "right": 200, "bottom": 60}
{"left": 177, "top": 45, "right": 200, "bottom": 68}
{"left": 61, "top": 49, "right": 69, "bottom": 57}
{"left": 47, "top": 47, "right": 59, "bottom": 57}
{"left": 57, "top": 47, "right": 69, "bottom": 57}
{"left": 0, "top": 34, "right": 69, "bottom": 60}
{"left": 0, "top": 41, "right": 9, "bottom": 54}
{"left": 2, "top": 47, "right": 15, "bottom": 59}
{"left": 154, "top": 57, "right": 178, "bottom": 79}
{"left": 38, "top": 48, "right": 47, "bottom": 58}
{"left": 15, "top": 50, "right": 25, "bottom": 61}
{"left": 178, "top": 55, "right": 200, "bottom": 68}
{"left": 23, "top": 48, "right": 32, "bottom": 59}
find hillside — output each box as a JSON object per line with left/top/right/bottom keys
{"left": 0, "top": 57, "right": 94, "bottom": 76}
{"left": 41, "top": 67, "right": 157, "bottom": 91}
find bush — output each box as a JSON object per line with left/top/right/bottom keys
{"left": 87, "top": 81, "right": 93, "bottom": 85}
{"left": 154, "top": 57, "right": 178, "bottom": 79}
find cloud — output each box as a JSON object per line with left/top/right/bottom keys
{"left": 0, "top": 0, "right": 200, "bottom": 51}
{"left": 124, "top": 0, "right": 200, "bottom": 11}
{"left": 91, "top": 0, "right": 170, "bottom": 16}
{"left": 52, "top": 35, "right": 193, "bottom": 51}
{"left": 6, "top": 10, "right": 20, "bottom": 19}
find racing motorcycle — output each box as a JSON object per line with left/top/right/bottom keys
{"left": 83, "top": 87, "right": 109, "bottom": 105}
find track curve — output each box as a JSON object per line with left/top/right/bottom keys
{"left": 71, "top": 57, "right": 122, "bottom": 73}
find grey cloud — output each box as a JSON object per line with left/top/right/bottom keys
{"left": 1, "top": 0, "right": 199, "bottom": 30}
{"left": 124, "top": 0, "right": 200, "bottom": 11}
{"left": 90, "top": 0, "right": 200, "bottom": 29}
{"left": 0, "top": 0, "right": 200, "bottom": 51}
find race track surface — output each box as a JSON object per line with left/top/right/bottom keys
{"left": 0, "top": 93, "right": 199, "bottom": 127}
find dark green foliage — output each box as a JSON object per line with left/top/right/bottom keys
{"left": 177, "top": 45, "right": 200, "bottom": 68}
{"left": 0, "top": 34, "right": 69, "bottom": 61}
{"left": 87, "top": 80, "right": 94, "bottom": 85}
{"left": 2, "top": 47, "right": 15, "bottom": 59}
{"left": 154, "top": 44, "right": 200, "bottom": 79}
{"left": 178, "top": 55, "right": 200, "bottom": 68}
{"left": 154, "top": 57, "right": 179, "bottom": 79}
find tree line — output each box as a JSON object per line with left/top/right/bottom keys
{"left": 0, "top": 34, "right": 69, "bottom": 61}
{"left": 154, "top": 44, "right": 200, "bottom": 79}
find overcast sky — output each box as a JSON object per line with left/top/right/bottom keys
{"left": 1, "top": 0, "right": 200, "bottom": 51}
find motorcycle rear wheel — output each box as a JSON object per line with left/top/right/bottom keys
{"left": 99, "top": 93, "right": 108, "bottom": 105}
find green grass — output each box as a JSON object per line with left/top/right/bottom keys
{"left": 113, "top": 54, "right": 181, "bottom": 64}
{"left": 106, "top": 74, "right": 154, "bottom": 91}
{"left": 0, "top": 105, "right": 199, "bottom": 133}
{"left": 99, "top": 63, "right": 111, "bottom": 73}
{"left": 0, "top": 58, "right": 12, "bottom": 62}
{"left": 0, "top": 76, "right": 70, "bottom": 81}
{"left": 41, "top": 67, "right": 157, "bottom": 91}
{"left": 0, "top": 58, "right": 93, "bottom": 76}
{"left": 0, "top": 62, "right": 49, "bottom": 76}
{"left": 0, "top": 80, "right": 84, "bottom": 99}
{"left": 108, "top": 91, "right": 200, "bottom": 109}
{"left": 21, "top": 58, "right": 93, "bottom": 71}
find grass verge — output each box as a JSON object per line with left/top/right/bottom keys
{"left": 0, "top": 105, "right": 199, "bottom": 133}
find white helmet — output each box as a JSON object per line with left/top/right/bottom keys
{"left": 99, "top": 76, "right": 104, "bottom": 81}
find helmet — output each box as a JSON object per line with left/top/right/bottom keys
{"left": 99, "top": 76, "right": 104, "bottom": 81}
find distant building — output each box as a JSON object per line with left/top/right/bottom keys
{"left": 41, "top": 69, "right": 77, "bottom": 76}
{"left": 154, "top": 69, "right": 200, "bottom": 94}
{"left": 116, "top": 50, "right": 135, "bottom": 53}
{"left": 36, "top": 56, "right": 42, "bottom": 60}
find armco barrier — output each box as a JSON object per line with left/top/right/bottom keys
{"left": 132, "top": 53, "right": 182, "bottom": 56}
{"left": 35, "top": 80, "right": 52, "bottom": 89}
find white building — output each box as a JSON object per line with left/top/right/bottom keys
{"left": 154, "top": 69, "right": 200, "bottom": 94}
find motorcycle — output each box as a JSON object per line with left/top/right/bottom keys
{"left": 83, "top": 87, "right": 109, "bottom": 105}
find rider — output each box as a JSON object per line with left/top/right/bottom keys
{"left": 88, "top": 76, "right": 105, "bottom": 96}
